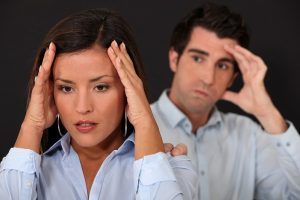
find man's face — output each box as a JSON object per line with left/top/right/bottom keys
{"left": 169, "top": 26, "right": 238, "bottom": 116}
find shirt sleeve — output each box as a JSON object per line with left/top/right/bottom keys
{"left": 255, "top": 121, "right": 300, "bottom": 199}
{"left": 0, "top": 148, "right": 40, "bottom": 200}
{"left": 134, "top": 152, "right": 197, "bottom": 200}
{"left": 167, "top": 154, "right": 198, "bottom": 200}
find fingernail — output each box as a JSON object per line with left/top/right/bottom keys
{"left": 113, "top": 40, "right": 118, "bottom": 47}
{"left": 121, "top": 42, "right": 126, "bottom": 50}
{"left": 39, "top": 65, "right": 43, "bottom": 72}
{"left": 108, "top": 47, "right": 115, "bottom": 55}
{"left": 49, "top": 42, "right": 53, "bottom": 51}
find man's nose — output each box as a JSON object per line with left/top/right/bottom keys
{"left": 201, "top": 65, "right": 215, "bottom": 85}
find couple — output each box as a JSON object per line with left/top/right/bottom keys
{"left": 1, "top": 3, "right": 300, "bottom": 200}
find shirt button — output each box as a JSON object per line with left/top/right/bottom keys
{"left": 26, "top": 181, "right": 32, "bottom": 188}
{"left": 200, "top": 170, "right": 205, "bottom": 176}
{"left": 276, "top": 142, "right": 281, "bottom": 147}
{"left": 286, "top": 142, "right": 291, "bottom": 147}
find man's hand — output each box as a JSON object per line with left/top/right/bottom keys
{"left": 164, "top": 143, "right": 187, "bottom": 156}
{"left": 222, "top": 45, "right": 287, "bottom": 134}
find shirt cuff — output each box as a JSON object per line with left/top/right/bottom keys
{"left": 269, "top": 121, "right": 300, "bottom": 157}
{"left": 134, "top": 152, "right": 176, "bottom": 190}
{"left": 0, "top": 147, "right": 41, "bottom": 174}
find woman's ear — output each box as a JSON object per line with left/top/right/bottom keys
{"left": 169, "top": 48, "right": 179, "bottom": 73}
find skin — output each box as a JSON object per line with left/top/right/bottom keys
{"left": 15, "top": 41, "right": 166, "bottom": 195}
{"left": 52, "top": 45, "right": 126, "bottom": 192}
{"left": 169, "top": 26, "right": 287, "bottom": 134}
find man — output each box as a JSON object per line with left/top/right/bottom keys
{"left": 151, "top": 3, "right": 300, "bottom": 200}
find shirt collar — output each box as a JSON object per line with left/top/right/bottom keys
{"left": 157, "top": 90, "right": 186, "bottom": 128}
{"left": 44, "top": 133, "right": 71, "bottom": 156}
{"left": 44, "top": 132, "right": 135, "bottom": 157}
{"left": 205, "top": 107, "right": 222, "bottom": 128}
{"left": 157, "top": 89, "right": 223, "bottom": 129}
{"left": 115, "top": 132, "right": 135, "bottom": 154}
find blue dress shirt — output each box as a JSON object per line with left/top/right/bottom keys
{"left": 151, "top": 90, "right": 300, "bottom": 200}
{"left": 0, "top": 132, "right": 198, "bottom": 199}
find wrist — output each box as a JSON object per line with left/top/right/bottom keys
{"left": 256, "top": 107, "right": 288, "bottom": 134}
{"left": 134, "top": 116, "right": 164, "bottom": 160}
{"left": 14, "top": 122, "right": 44, "bottom": 153}
{"left": 134, "top": 116, "right": 159, "bottom": 134}
{"left": 21, "top": 120, "right": 45, "bottom": 136}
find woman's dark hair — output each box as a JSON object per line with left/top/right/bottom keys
{"left": 27, "top": 8, "right": 144, "bottom": 151}
{"left": 170, "top": 2, "right": 249, "bottom": 72}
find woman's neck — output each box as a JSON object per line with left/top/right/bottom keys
{"left": 71, "top": 127, "right": 125, "bottom": 196}
{"left": 71, "top": 128, "right": 124, "bottom": 161}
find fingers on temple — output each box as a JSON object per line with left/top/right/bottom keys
{"left": 108, "top": 41, "right": 139, "bottom": 87}
{"left": 34, "top": 42, "right": 56, "bottom": 94}
{"left": 110, "top": 41, "right": 136, "bottom": 76}
{"left": 224, "top": 45, "right": 249, "bottom": 74}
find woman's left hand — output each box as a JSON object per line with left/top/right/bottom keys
{"left": 107, "top": 40, "right": 164, "bottom": 159}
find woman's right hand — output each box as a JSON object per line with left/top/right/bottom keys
{"left": 15, "top": 43, "right": 57, "bottom": 152}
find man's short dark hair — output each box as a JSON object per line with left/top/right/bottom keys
{"left": 170, "top": 2, "right": 249, "bottom": 59}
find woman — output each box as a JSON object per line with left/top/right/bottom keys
{"left": 0, "top": 8, "right": 197, "bottom": 199}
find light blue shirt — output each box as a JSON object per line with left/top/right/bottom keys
{"left": 151, "top": 90, "right": 300, "bottom": 200}
{"left": 0, "top": 132, "right": 198, "bottom": 200}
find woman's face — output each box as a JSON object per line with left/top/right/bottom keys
{"left": 53, "top": 44, "right": 125, "bottom": 148}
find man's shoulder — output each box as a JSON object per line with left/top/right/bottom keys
{"left": 218, "top": 110, "right": 260, "bottom": 129}
{"left": 150, "top": 100, "right": 157, "bottom": 109}
{"left": 150, "top": 100, "right": 161, "bottom": 117}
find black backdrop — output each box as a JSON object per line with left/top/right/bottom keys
{"left": 0, "top": 0, "right": 299, "bottom": 158}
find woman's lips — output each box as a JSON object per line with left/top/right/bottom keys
{"left": 75, "top": 121, "right": 97, "bottom": 133}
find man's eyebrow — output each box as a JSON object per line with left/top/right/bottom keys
{"left": 188, "top": 48, "right": 209, "bottom": 56}
{"left": 219, "top": 58, "right": 236, "bottom": 65}
{"left": 55, "top": 75, "right": 114, "bottom": 84}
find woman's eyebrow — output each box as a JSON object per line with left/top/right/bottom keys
{"left": 55, "top": 75, "right": 114, "bottom": 84}
{"left": 89, "top": 75, "right": 114, "bottom": 83}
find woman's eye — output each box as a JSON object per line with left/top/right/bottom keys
{"left": 192, "top": 56, "right": 203, "bottom": 63}
{"left": 60, "top": 86, "right": 73, "bottom": 93}
{"left": 95, "top": 85, "right": 109, "bottom": 92}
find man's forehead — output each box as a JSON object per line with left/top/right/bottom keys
{"left": 190, "top": 27, "right": 237, "bottom": 44}
{"left": 186, "top": 27, "right": 237, "bottom": 59}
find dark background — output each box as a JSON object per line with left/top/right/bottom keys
{"left": 0, "top": 0, "right": 299, "bottom": 158}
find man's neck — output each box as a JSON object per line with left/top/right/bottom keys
{"left": 167, "top": 90, "right": 214, "bottom": 134}
{"left": 187, "top": 109, "right": 213, "bottom": 133}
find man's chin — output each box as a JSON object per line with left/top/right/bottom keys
{"left": 187, "top": 101, "right": 213, "bottom": 115}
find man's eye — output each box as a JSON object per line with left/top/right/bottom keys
{"left": 60, "top": 86, "right": 73, "bottom": 93}
{"left": 218, "top": 63, "right": 230, "bottom": 70}
{"left": 95, "top": 85, "right": 109, "bottom": 92}
{"left": 192, "top": 56, "right": 203, "bottom": 63}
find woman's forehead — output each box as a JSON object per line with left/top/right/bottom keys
{"left": 53, "top": 45, "right": 117, "bottom": 79}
